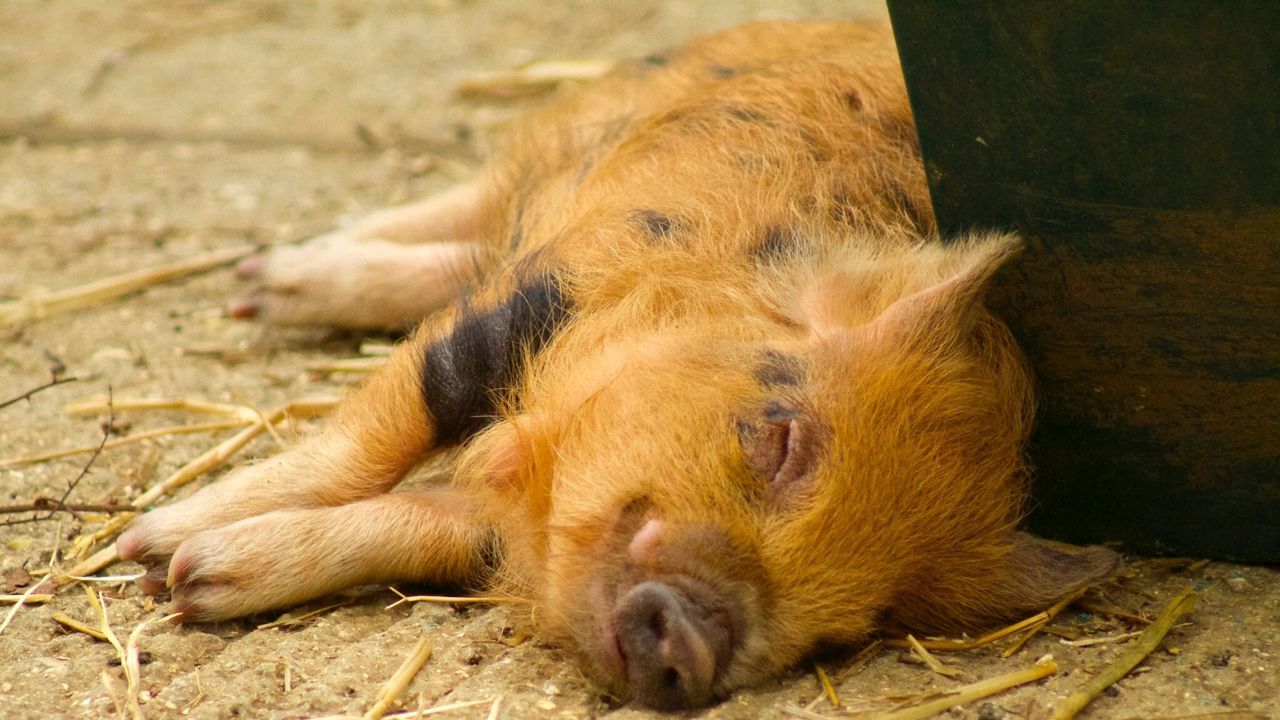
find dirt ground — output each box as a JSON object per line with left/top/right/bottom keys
{"left": 1, "top": 2, "right": 1276, "bottom": 718}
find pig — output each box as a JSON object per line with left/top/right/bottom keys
{"left": 116, "top": 20, "right": 1119, "bottom": 709}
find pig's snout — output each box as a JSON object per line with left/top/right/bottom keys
{"left": 614, "top": 580, "right": 730, "bottom": 709}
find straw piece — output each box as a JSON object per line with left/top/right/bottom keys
{"left": 305, "top": 698, "right": 495, "bottom": 720}
{"left": 67, "top": 396, "right": 257, "bottom": 421}
{"left": 63, "top": 396, "right": 339, "bottom": 566}
{"left": 361, "top": 637, "right": 433, "bottom": 720}
{"left": 836, "top": 640, "right": 885, "bottom": 682}
{"left": 858, "top": 659, "right": 1057, "bottom": 720}
{"left": 0, "top": 580, "right": 51, "bottom": 635}
{"left": 124, "top": 613, "right": 180, "bottom": 719}
{"left": 885, "top": 604, "right": 1062, "bottom": 652}
{"left": 0, "top": 420, "right": 249, "bottom": 468}
{"left": 814, "top": 664, "right": 840, "bottom": 707}
{"left": 101, "top": 669, "right": 126, "bottom": 718}
{"left": 1059, "top": 630, "right": 1144, "bottom": 648}
{"left": 384, "top": 587, "right": 528, "bottom": 610}
{"left": 1002, "top": 587, "right": 1087, "bottom": 657}
{"left": 0, "top": 592, "right": 53, "bottom": 604}
{"left": 85, "top": 588, "right": 137, "bottom": 718}
{"left": 456, "top": 59, "right": 615, "bottom": 99}
{"left": 485, "top": 695, "right": 503, "bottom": 720}
{"left": 51, "top": 611, "right": 110, "bottom": 641}
{"left": 1048, "top": 590, "right": 1198, "bottom": 720}
{"left": 906, "top": 634, "right": 963, "bottom": 678}
{"left": 307, "top": 357, "right": 389, "bottom": 375}
{"left": 0, "top": 245, "right": 256, "bottom": 325}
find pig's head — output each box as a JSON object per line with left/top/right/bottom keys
{"left": 459, "top": 232, "right": 1118, "bottom": 709}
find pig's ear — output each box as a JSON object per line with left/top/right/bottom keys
{"left": 801, "top": 233, "right": 1021, "bottom": 342}
{"left": 986, "top": 532, "right": 1121, "bottom": 613}
{"left": 458, "top": 412, "right": 555, "bottom": 492}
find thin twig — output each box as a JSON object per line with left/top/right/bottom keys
{"left": 54, "top": 387, "right": 113, "bottom": 514}
{"left": 0, "top": 501, "right": 134, "bottom": 515}
{"left": 1048, "top": 590, "right": 1198, "bottom": 720}
{"left": 0, "top": 375, "right": 78, "bottom": 411}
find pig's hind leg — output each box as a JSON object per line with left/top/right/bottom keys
{"left": 232, "top": 180, "right": 494, "bottom": 330}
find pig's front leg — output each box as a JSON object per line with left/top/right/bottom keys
{"left": 165, "top": 488, "right": 489, "bottom": 621}
{"left": 118, "top": 337, "right": 435, "bottom": 594}
{"left": 120, "top": 267, "right": 572, "bottom": 620}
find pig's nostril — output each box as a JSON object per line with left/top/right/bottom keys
{"left": 647, "top": 609, "right": 666, "bottom": 639}
{"left": 613, "top": 580, "right": 726, "bottom": 709}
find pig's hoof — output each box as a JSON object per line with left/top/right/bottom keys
{"left": 229, "top": 241, "right": 347, "bottom": 327}
{"left": 162, "top": 513, "right": 331, "bottom": 622}
{"left": 118, "top": 507, "right": 199, "bottom": 595}
{"left": 229, "top": 234, "right": 474, "bottom": 330}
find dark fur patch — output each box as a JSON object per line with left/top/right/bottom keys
{"left": 844, "top": 90, "right": 863, "bottom": 112}
{"left": 421, "top": 274, "right": 572, "bottom": 445}
{"left": 754, "top": 350, "right": 804, "bottom": 388}
{"left": 751, "top": 225, "right": 796, "bottom": 262}
{"left": 633, "top": 209, "right": 677, "bottom": 240}
{"left": 710, "top": 64, "right": 737, "bottom": 78}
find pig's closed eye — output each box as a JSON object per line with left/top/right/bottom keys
{"left": 742, "top": 402, "right": 819, "bottom": 504}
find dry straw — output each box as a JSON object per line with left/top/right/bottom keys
{"left": 0, "top": 245, "right": 255, "bottom": 326}
{"left": 1048, "top": 590, "right": 1198, "bottom": 720}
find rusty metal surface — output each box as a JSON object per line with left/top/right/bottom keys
{"left": 888, "top": 1, "right": 1280, "bottom": 560}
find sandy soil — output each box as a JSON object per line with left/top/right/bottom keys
{"left": 1, "top": 2, "right": 1276, "bottom": 718}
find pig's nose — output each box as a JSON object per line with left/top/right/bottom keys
{"left": 614, "top": 581, "right": 724, "bottom": 709}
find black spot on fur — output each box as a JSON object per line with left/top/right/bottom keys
{"left": 421, "top": 274, "right": 572, "bottom": 445}
{"left": 643, "top": 53, "right": 669, "bottom": 67}
{"left": 633, "top": 209, "right": 677, "bottom": 240}
{"left": 710, "top": 64, "right": 737, "bottom": 78}
{"left": 752, "top": 225, "right": 796, "bottom": 261}
{"left": 754, "top": 350, "right": 804, "bottom": 388}
{"left": 763, "top": 401, "right": 795, "bottom": 424}
{"left": 844, "top": 90, "right": 863, "bottom": 112}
